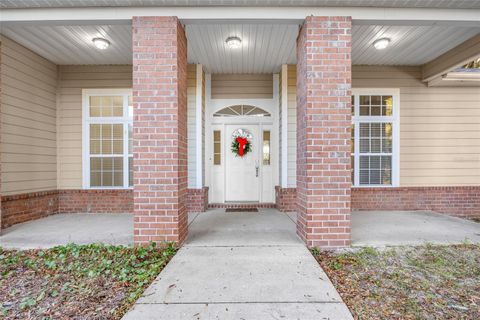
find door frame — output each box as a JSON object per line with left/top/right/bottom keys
{"left": 205, "top": 97, "right": 279, "bottom": 203}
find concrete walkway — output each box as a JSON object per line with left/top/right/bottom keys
{"left": 352, "top": 210, "right": 480, "bottom": 247}
{"left": 123, "top": 209, "right": 353, "bottom": 320}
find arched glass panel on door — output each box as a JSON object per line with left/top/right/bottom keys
{"left": 213, "top": 105, "right": 271, "bottom": 117}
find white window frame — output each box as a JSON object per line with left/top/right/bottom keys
{"left": 82, "top": 88, "right": 133, "bottom": 189}
{"left": 352, "top": 88, "right": 400, "bottom": 187}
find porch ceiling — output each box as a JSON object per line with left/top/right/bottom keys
{"left": 3, "top": 0, "right": 480, "bottom": 9}
{"left": 186, "top": 24, "right": 298, "bottom": 74}
{"left": 1, "top": 22, "right": 479, "bottom": 72}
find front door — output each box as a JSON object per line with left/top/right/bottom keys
{"left": 225, "top": 124, "right": 260, "bottom": 202}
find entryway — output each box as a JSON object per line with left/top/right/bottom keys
{"left": 208, "top": 103, "right": 278, "bottom": 204}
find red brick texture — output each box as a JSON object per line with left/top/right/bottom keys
{"left": 187, "top": 187, "right": 209, "bottom": 213}
{"left": 132, "top": 16, "right": 188, "bottom": 246}
{"left": 352, "top": 186, "right": 480, "bottom": 219}
{"left": 1, "top": 191, "right": 58, "bottom": 229}
{"left": 296, "top": 16, "right": 352, "bottom": 249}
{"left": 275, "top": 186, "right": 297, "bottom": 212}
{"left": 1, "top": 188, "right": 211, "bottom": 230}
{"left": 58, "top": 190, "right": 133, "bottom": 214}
{"left": 208, "top": 203, "right": 276, "bottom": 209}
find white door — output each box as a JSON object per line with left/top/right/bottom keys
{"left": 225, "top": 124, "right": 260, "bottom": 202}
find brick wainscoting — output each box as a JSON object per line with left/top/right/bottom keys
{"left": 58, "top": 190, "right": 133, "bottom": 214}
{"left": 270, "top": 187, "right": 480, "bottom": 220}
{"left": 1, "top": 191, "right": 59, "bottom": 229}
{"left": 352, "top": 186, "right": 480, "bottom": 219}
{"left": 1, "top": 188, "right": 208, "bottom": 229}
{"left": 275, "top": 186, "right": 297, "bottom": 212}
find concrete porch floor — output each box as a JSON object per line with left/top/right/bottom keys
{"left": 352, "top": 210, "right": 480, "bottom": 247}
{"left": 1, "top": 210, "right": 479, "bottom": 250}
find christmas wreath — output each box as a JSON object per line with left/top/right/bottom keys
{"left": 231, "top": 128, "right": 252, "bottom": 157}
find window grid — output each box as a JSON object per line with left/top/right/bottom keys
{"left": 352, "top": 91, "right": 398, "bottom": 187}
{"left": 84, "top": 90, "right": 133, "bottom": 189}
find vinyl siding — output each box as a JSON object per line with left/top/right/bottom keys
{"left": 57, "top": 64, "right": 198, "bottom": 189}
{"left": 287, "top": 65, "right": 297, "bottom": 187}
{"left": 284, "top": 65, "right": 480, "bottom": 187}
{"left": 211, "top": 74, "right": 273, "bottom": 99}
{"left": 352, "top": 65, "right": 480, "bottom": 187}
{"left": 57, "top": 65, "right": 132, "bottom": 189}
{"left": 187, "top": 64, "right": 197, "bottom": 188}
{"left": 0, "top": 36, "right": 58, "bottom": 195}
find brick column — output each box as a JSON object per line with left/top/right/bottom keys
{"left": 132, "top": 17, "right": 188, "bottom": 246}
{"left": 296, "top": 16, "right": 352, "bottom": 249}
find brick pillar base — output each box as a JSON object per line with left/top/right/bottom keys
{"left": 275, "top": 186, "right": 297, "bottom": 212}
{"left": 132, "top": 16, "right": 188, "bottom": 246}
{"left": 187, "top": 187, "right": 209, "bottom": 213}
{"left": 296, "top": 16, "right": 352, "bottom": 249}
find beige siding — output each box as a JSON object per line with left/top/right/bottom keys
{"left": 287, "top": 65, "right": 297, "bottom": 187}
{"left": 187, "top": 64, "right": 197, "bottom": 188}
{"left": 0, "top": 36, "right": 57, "bottom": 195}
{"left": 211, "top": 74, "right": 273, "bottom": 99}
{"left": 353, "top": 65, "right": 480, "bottom": 186}
{"left": 57, "top": 65, "right": 132, "bottom": 189}
{"left": 284, "top": 65, "right": 480, "bottom": 187}
{"left": 57, "top": 64, "right": 198, "bottom": 189}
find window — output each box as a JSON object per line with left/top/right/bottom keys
{"left": 83, "top": 89, "right": 132, "bottom": 188}
{"left": 213, "top": 130, "right": 221, "bottom": 165}
{"left": 263, "top": 130, "right": 271, "bottom": 165}
{"left": 351, "top": 89, "right": 399, "bottom": 187}
{"left": 213, "top": 105, "right": 271, "bottom": 117}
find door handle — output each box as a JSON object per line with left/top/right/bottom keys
{"left": 256, "top": 166, "right": 259, "bottom": 177}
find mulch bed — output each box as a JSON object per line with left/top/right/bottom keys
{"left": 0, "top": 243, "right": 176, "bottom": 319}
{"left": 312, "top": 244, "right": 480, "bottom": 320}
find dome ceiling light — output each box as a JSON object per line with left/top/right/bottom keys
{"left": 92, "top": 37, "right": 110, "bottom": 50}
{"left": 226, "top": 36, "right": 242, "bottom": 49}
{"left": 373, "top": 38, "right": 391, "bottom": 50}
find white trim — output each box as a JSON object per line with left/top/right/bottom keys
{"left": 204, "top": 73, "right": 212, "bottom": 189}
{"left": 195, "top": 64, "right": 203, "bottom": 189}
{"left": 351, "top": 88, "right": 400, "bottom": 187}
{"left": 82, "top": 88, "right": 133, "bottom": 189}
{"left": 280, "top": 64, "right": 289, "bottom": 188}
{"left": 272, "top": 73, "right": 280, "bottom": 189}
{"left": 2, "top": 7, "right": 480, "bottom": 24}
{"left": 205, "top": 73, "right": 279, "bottom": 203}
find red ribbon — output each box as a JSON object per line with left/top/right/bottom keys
{"left": 236, "top": 137, "right": 248, "bottom": 156}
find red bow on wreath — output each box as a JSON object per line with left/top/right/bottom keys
{"left": 236, "top": 137, "right": 248, "bottom": 157}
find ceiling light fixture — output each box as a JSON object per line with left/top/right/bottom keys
{"left": 373, "top": 38, "right": 390, "bottom": 50}
{"left": 226, "top": 36, "right": 242, "bottom": 49}
{"left": 92, "top": 37, "right": 110, "bottom": 50}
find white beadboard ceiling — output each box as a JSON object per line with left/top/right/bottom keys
{"left": 186, "top": 24, "right": 298, "bottom": 74}
{"left": 1, "top": 22, "right": 479, "bottom": 72}
{"left": 2, "top": 0, "right": 480, "bottom": 9}
{"left": 353, "top": 25, "right": 480, "bottom": 65}
{"left": 0, "top": 24, "right": 132, "bottom": 65}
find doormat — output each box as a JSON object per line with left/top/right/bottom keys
{"left": 225, "top": 208, "right": 259, "bottom": 212}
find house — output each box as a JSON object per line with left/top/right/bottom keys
{"left": 0, "top": 1, "right": 479, "bottom": 249}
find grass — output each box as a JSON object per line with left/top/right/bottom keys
{"left": 312, "top": 244, "right": 480, "bottom": 320}
{"left": 0, "top": 243, "right": 177, "bottom": 320}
